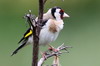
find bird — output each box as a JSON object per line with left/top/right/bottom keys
{"left": 11, "top": 7, "right": 69, "bottom": 56}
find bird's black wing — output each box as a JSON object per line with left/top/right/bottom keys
{"left": 18, "top": 27, "right": 32, "bottom": 44}
{"left": 18, "top": 20, "right": 48, "bottom": 44}
{"left": 11, "top": 28, "right": 33, "bottom": 56}
{"left": 41, "top": 20, "right": 48, "bottom": 27}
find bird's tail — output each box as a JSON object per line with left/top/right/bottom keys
{"left": 11, "top": 41, "right": 27, "bottom": 56}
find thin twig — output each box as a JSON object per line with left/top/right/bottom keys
{"left": 24, "top": 11, "right": 35, "bottom": 29}
{"left": 38, "top": 43, "right": 72, "bottom": 66}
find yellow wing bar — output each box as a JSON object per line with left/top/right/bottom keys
{"left": 24, "top": 30, "right": 32, "bottom": 38}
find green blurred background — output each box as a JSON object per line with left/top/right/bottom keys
{"left": 0, "top": 0, "right": 100, "bottom": 66}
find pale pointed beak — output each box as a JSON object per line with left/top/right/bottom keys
{"left": 63, "top": 13, "right": 70, "bottom": 17}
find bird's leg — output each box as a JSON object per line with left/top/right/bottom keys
{"left": 48, "top": 44, "right": 59, "bottom": 52}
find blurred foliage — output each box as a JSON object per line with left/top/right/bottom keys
{"left": 0, "top": 0, "right": 100, "bottom": 66}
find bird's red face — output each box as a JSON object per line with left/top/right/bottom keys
{"left": 60, "top": 9, "right": 70, "bottom": 19}
{"left": 59, "top": 9, "right": 64, "bottom": 19}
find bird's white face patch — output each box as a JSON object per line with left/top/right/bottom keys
{"left": 54, "top": 9, "right": 61, "bottom": 20}
{"left": 56, "top": 9, "right": 61, "bottom": 13}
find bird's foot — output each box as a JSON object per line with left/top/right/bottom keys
{"left": 48, "top": 45, "right": 59, "bottom": 52}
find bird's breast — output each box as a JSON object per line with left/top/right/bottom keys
{"left": 28, "top": 19, "right": 64, "bottom": 45}
{"left": 39, "top": 27, "right": 59, "bottom": 45}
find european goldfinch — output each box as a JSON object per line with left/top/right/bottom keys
{"left": 11, "top": 7, "right": 69, "bottom": 56}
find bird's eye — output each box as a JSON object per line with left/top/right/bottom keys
{"left": 60, "top": 9, "right": 64, "bottom": 14}
{"left": 59, "top": 9, "right": 64, "bottom": 19}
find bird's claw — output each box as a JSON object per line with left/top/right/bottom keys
{"left": 48, "top": 45, "right": 59, "bottom": 52}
